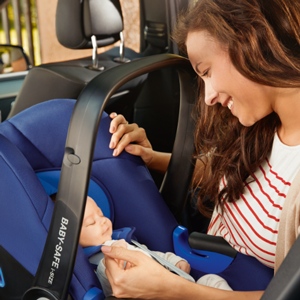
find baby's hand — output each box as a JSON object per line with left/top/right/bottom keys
{"left": 175, "top": 260, "right": 191, "bottom": 274}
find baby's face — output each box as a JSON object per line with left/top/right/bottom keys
{"left": 79, "top": 196, "right": 113, "bottom": 247}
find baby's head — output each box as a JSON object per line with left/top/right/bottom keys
{"left": 50, "top": 194, "right": 112, "bottom": 247}
{"left": 79, "top": 196, "right": 113, "bottom": 247}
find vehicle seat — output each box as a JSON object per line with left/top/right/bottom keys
{"left": 7, "top": 0, "right": 145, "bottom": 119}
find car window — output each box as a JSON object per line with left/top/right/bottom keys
{"left": 0, "top": 45, "right": 30, "bottom": 74}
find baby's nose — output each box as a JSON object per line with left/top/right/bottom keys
{"left": 99, "top": 216, "right": 106, "bottom": 224}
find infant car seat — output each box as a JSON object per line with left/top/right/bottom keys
{"left": 0, "top": 54, "right": 294, "bottom": 300}
{"left": 0, "top": 54, "right": 196, "bottom": 300}
{"left": 0, "top": 99, "right": 180, "bottom": 300}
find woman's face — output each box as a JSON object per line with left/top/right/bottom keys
{"left": 186, "top": 31, "right": 274, "bottom": 126}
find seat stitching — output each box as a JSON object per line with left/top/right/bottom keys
{"left": 0, "top": 152, "right": 48, "bottom": 228}
{"left": 7, "top": 120, "right": 55, "bottom": 168}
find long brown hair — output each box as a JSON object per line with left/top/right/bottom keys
{"left": 173, "top": 0, "right": 300, "bottom": 217}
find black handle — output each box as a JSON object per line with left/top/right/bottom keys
{"left": 189, "top": 232, "right": 237, "bottom": 258}
{"left": 22, "top": 53, "right": 196, "bottom": 300}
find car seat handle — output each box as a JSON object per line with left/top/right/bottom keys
{"left": 23, "top": 53, "right": 196, "bottom": 300}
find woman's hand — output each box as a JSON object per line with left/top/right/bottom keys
{"left": 102, "top": 245, "right": 181, "bottom": 299}
{"left": 175, "top": 260, "right": 191, "bottom": 274}
{"left": 110, "top": 239, "right": 130, "bottom": 269}
{"left": 109, "top": 113, "right": 154, "bottom": 167}
{"left": 102, "top": 245, "right": 264, "bottom": 299}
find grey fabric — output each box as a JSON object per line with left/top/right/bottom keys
{"left": 83, "top": 0, "right": 123, "bottom": 38}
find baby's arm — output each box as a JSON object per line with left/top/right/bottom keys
{"left": 153, "top": 251, "right": 191, "bottom": 274}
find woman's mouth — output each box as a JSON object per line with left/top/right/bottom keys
{"left": 227, "top": 99, "right": 233, "bottom": 110}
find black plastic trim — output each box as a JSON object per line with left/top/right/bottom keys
{"left": 189, "top": 232, "right": 238, "bottom": 258}
{"left": 159, "top": 67, "right": 196, "bottom": 221}
{"left": 0, "top": 245, "right": 34, "bottom": 300}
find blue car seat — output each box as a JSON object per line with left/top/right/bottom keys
{"left": 0, "top": 98, "right": 179, "bottom": 300}
{"left": 0, "top": 54, "right": 278, "bottom": 300}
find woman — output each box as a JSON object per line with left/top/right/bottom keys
{"left": 102, "top": 0, "right": 300, "bottom": 298}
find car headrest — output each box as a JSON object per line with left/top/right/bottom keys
{"left": 56, "top": 0, "right": 123, "bottom": 49}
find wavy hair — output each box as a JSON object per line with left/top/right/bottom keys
{"left": 173, "top": 0, "right": 300, "bottom": 217}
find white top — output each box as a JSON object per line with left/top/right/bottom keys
{"left": 208, "top": 132, "right": 300, "bottom": 268}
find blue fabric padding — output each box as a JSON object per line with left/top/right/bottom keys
{"left": 173, "top": 226, "right": 234, "bottom": 273}
{"left": 0, "top": 99, "right": 143, "bottom": 170}
{"left": 37, "top": 176, "right": 59, "bottom": 196}
{"left": 0, "top": 134, "right": 101, "bottom": 299}
{"left": 111, "top": 227, "right": 137, "bottom": 243}
{"left": 83, "top": 227, "right": 137, "bottom": 258}
{"left": 190, "top": 251, "right": 274, "bottom": 291}
{"left": 83, "top": 287, "right": 105, "bottom": 300}
{"left": 36, "top": 170, "right": 112, "bottom": 220}
{"left": 83, "top": 246, "right": 103, "bottom": 259}
{"left": 0, "top": 101, "right": 73, "bottom": 170}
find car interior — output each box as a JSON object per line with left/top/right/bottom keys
{"left": 6, "top": 0, "right": 190, "bottom": 189}
{"left": 0, "top": 0, "right": 300, "bottom": 299}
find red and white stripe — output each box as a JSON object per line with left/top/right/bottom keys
{"left": 208, "top": 132, "right": 300, "bottom": 268}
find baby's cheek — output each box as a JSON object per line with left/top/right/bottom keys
{"left": 79, "top": 229, "right": 91, "bottom": 247}
{"left": 82, "top": 227, "right": 102, "bottom": 247}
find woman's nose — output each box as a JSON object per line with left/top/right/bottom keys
{"left": 204, "top": 79, "right": 218, "bottom": 106}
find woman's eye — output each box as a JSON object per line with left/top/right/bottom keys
{"left": 200, "top": 70, "right": 209, "bottom": 77}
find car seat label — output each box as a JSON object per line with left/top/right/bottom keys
{"left": 48, "top": 217, "right": 69, "bottom": 285}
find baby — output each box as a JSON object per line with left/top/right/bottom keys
{"left": 80, "top": 196, "right": 192, "bottom": 297}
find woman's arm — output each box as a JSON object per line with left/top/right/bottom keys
{"left": 109, "top": 112, "right": 207, "bottom": 177}
{"left": 102, "top": 246, "right": 264, "bottom": 300}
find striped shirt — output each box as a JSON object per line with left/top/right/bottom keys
{"left": 207, "top": 132, "right": 300, "bottom": 268}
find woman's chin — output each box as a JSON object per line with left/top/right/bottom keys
{"left": 238, "top": 117, "right": 256, "bottom": 127}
